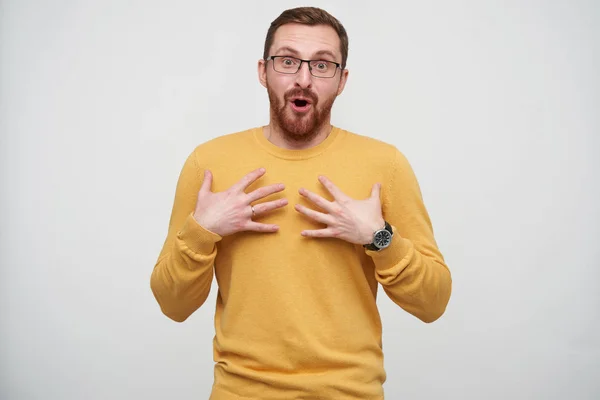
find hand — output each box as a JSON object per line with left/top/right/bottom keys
{"left": 193, "top": 168, "right": 288, "bottom": 237}
{"left": 294, "top": 175, "right": 385, "bottom": 245}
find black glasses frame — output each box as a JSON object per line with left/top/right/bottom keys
{"left": 265, "top": 55, "right": 341, "bottom": 78}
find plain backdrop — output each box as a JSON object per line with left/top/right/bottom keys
{"left": 1, "top": 0, "right": 599, "bottom": 399}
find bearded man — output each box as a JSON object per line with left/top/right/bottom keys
{"left": 150, "top": 6, "right": 452, "bottom": 400}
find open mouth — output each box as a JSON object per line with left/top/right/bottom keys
{"left": 290, "top": 98, "right": 312, "bottom": 112}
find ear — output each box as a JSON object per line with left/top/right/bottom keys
{"left": 258, "top": 59, "right": 267, "bottom": 88}
{"left": 336, "top": 68, "right": 349, "bottom": 96}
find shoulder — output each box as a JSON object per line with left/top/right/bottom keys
{"left": 188, "top": 127, "right": 256, "bottom": 163}
{"left": 336, "top": 126, "right": 408, "bottom": 166}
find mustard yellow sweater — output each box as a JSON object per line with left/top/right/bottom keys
{"left": 150, "top": 126, "right": 452, "bottom": 399}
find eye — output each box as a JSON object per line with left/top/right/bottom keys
{"left": 281, "top": 57, "right": 298, "bottom": 66}
{"left": 314, "top": 61, "right": 329, "bottom": 70}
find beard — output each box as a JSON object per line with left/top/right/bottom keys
{"left": 266, "top": 80, "right": 336, "bottom": 143}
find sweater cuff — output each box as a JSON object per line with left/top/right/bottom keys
{"left": 366, "top": 225, "right": 413, "bottom": 271}
{"left": 177, "top": 213, "right": 222, "bottom": 255}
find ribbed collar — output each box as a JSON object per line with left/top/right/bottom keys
{"left": 252, "top": 125, "right": 344, "bottom": 160}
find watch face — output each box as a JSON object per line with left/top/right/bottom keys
{"left": 374, "top": 230, "right": 392, "bottom": 248}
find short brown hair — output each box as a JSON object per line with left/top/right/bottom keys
{"left": 263, "top": 7, "right": 349, "bottom": 70}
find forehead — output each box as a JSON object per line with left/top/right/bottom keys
{"left": 270, "top": 23, "right": 341, "bottom": 60}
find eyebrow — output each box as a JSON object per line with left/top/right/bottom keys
{"left": 274, "top": 46, "right": 338, "bottom": 62}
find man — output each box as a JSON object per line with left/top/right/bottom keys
{"left": 151, "top": 6, "right": 452, "bottom": 400}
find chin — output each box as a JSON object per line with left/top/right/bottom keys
{"left": 281, "top": 114, "right": 320, "bottom": 142}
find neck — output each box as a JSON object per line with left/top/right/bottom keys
{"left": 263, "top": 121, "right": 333, "bottom": 150}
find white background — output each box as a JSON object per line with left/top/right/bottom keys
{"left": 1, "top": 1, "right": 599, "bottom": 399}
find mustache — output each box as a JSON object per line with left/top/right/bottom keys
{"left": 284, "top": 89, "right": 318, "bottom": 104}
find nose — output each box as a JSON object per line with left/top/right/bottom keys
{"left": 294, "top": 61, "right": 313, "bottom": 89}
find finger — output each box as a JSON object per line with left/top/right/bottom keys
{"left": 247, "top": 183, "right": 285, "bottom": 203}
{"left": 244, "top": 221, "right": 280, "bottom": 233}
{"left": 199, "top": 170, "right": 213, "bottom": 193}
{"left": 301, "top": 228, "right": 338, "bottom": 238}
{"left": 318, "top": 175, "right": 347, "bottom": 201}
{"left": 252, "top": 198, "right": 289, "bottom": 216}
{"left": 294, "top": 204, "right": 332, "bottom": 225}
{"left": 298, "top": 187, "right": 333, "bottom": 212}
{"left": 232, "top": 168, "right": 266, "bottom": 193}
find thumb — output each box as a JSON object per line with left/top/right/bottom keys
{"left": 371, "top": 182, "right": 381, "bottom": 200}
{"left": 200, "top": 170, "right": 213, "bottom": 193}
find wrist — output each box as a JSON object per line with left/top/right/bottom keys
{"left": 362, "top": 218, "right": 386, "bottom": 244}
{"left": 193, "top": 214, "right": 221, "bottom": 236}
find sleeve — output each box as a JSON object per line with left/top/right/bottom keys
{"left": 367, "top": 148, "right": 452, "bottom": 323}
{"left": 150, "top": 148, "right": 222, "bottom": 322}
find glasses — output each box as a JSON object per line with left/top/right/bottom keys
{"left": 266, "top": 56, "right": 341, "bottom": 78}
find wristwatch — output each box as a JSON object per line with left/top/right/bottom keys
{"left": 363, "top": 221, "right": 393, "bottom": 251}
